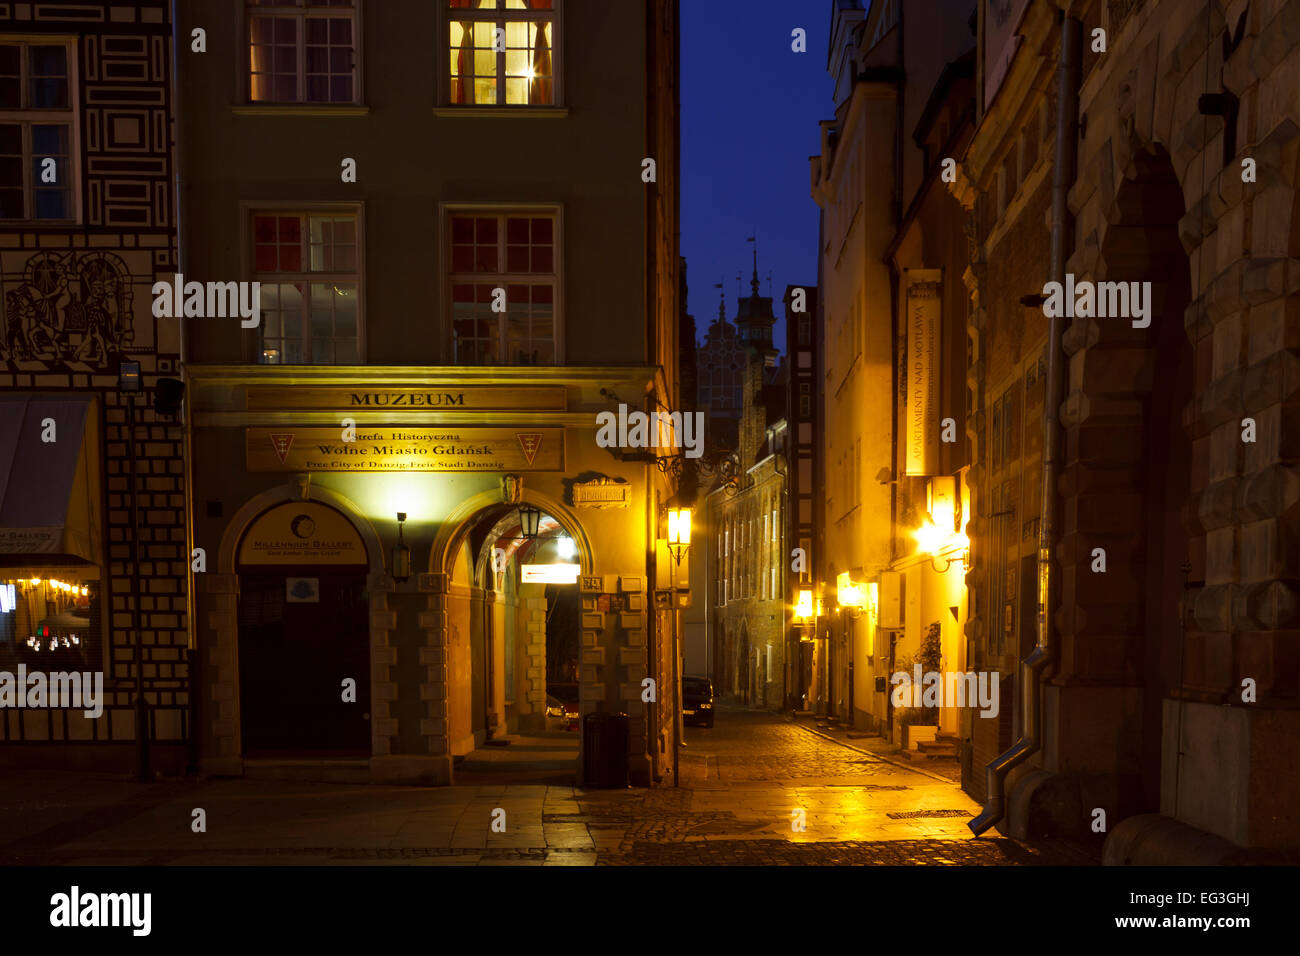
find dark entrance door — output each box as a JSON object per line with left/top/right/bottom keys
{"left": 238, "top": 569, "right": 370, "bottom": 756}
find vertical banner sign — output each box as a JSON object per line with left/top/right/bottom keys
{"left": 984, "top": 0, "right": 1032, "bottom": 111}
{"left": 904, "top": 269, "right": 942, "bottom": 476}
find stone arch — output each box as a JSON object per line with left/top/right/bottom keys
{"left": 429, "top": 487, "right": 595, "bottom": 578}
{"left": 1059, "top": 140, "right": 1194, "bottom": 817}
{"left": 215, "top": 477, "right": 385, "bottom": 575}
{"left": 201, "top": 477, "right": 394, "bottom": 777}
{"left": 418, "top": 488, "right": 599, "bottom": 775}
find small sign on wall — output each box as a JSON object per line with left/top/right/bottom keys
{"left": 286, "top": 577, "right": 320, "bottom": 603}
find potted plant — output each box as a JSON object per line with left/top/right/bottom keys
{"left": 895, "top": 623, "right": 942, "bottom": 750}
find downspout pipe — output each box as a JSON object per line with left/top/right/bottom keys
{"left": 171, "top": 0, "right": 200, "bottom": 777}
{"left": 969, "top": 10, "right": 1079, "bottom": 837}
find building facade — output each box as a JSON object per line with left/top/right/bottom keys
{"left": 177, "top": 0, "right": 683, "bottom": 787}
{"left": 811, "top": 0, "right": 977, "bottom": 738}
{"left": 955, "top": 0, "right": 1300, "bottom": 858}
{"left": 705, "top": 266, "right": 788, "bottom": 709}
{"left": 0, "top": 0, "right": 189, "bottom": 772}
{"left": 810, "top": 0, "right": 1300, "bottom": 857}
{"left": 783, "top": 282, "right": 820, "bottom": 710}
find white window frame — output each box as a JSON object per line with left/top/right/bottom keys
{"left": 441, "top": 202, "right": 564, "bottom": 367}
{"left": 0, "top": 36, "right": 80, "bottom": 224}
{"left": 244, "top": 0, "right": 363, "bottom": 106}
{"left": 241, "top": 200, "right": 366, "bottom": 365}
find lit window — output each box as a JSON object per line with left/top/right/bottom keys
{"left": 252, "top": 209, "right": 361, "bottom": 364}
{"left": 0, "top": 40, "right": 75, "bottom": 221}
{"left": 248, "top": 0, "right": 358, "bottom": 104}
{"left": 448, "top": 0, "right": 557, "bottom": 106}
{"left": 449, "top": 210, "right": 558, "bottom": 365}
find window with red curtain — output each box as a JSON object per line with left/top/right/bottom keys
{"left": 447, "top": 0, "right": 556, "bottom": 106}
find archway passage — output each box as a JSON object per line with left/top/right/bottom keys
{"left": 1096, "top": 144, "right": 1194, "bottom": 812}
{"left": 444, "top": 503, "right": 585, "bottom": 785}
{"left": 235, "top": 501, "right": 372, "bottom": 757}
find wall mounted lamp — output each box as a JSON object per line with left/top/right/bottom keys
{"left": 666, "top": 506, "right": 692, "bottom": 565}
{"left": 392, "top": 512, "right": 411, "bottom": 583}
{"left": 518, "top": 503, "right": 542, "bottom": 539}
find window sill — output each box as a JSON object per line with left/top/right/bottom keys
{"left": 232, "top": 105, "right": 370, "bottom": 117}
{"left": 433, "top": 106, "right": 569, "bottom": 119}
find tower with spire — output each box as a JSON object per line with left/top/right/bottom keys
{"left": 694, "top": 280, "right": 745, "bottom": 454}
{"left": 735, "top": 245, "right": 779, "bottom": 366}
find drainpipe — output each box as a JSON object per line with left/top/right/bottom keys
{"left": 969, "top": 10, "right": 1080, "bottom": 837}
{"left": 170, "top": 0, "right": 201, "bottom": 777}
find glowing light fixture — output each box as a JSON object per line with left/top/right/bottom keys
{"left": 518, "top": 504, "right": 542, "bottom": 540}
{"left": 794, "top": 589, "right": 813, "bottom": 621}
{"left": 836, "top": 571, "right": 863, "bottom": 609}
{"left": 916, "top": 519, "right": 970, "bottom": 572}
{"left": 391, "top": 512, "right": 411, "bottom": 583}
{"left": 556, "top": 535, "right": 576, "bottom": 559}
{"left": 915, "top": 518, "right": 946, "bottom": 557}
{"left": 666, "top": 507, "right": 692, "bottom": 565}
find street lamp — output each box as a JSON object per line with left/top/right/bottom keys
{"left": 117, "top": 359, "right": 149, "bottom": 782}
{"left": 836, "top": 571, "right": 864, "bottom": 615}
{"left": 916, "top": 517, "right": 970, "bottom": 572}
{"left": 793, "top": 588, "right": 814, "bottom": 622}
{"left": 666, "top": 506, "right": 692, "bottom": 565}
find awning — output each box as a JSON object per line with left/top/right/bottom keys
{"left": 0, "top": 394, "right": 102, "bottom": 565}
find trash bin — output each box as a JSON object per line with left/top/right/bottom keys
{"left": 582, "top": 711, "right": 629, "bottom": 788}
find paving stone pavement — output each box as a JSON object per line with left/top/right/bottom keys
{"left": 0, "top": 706, "right": 1099, "bottom": 866}
{"left": 574, "top": 706, "right": 1098, "bottom": 865}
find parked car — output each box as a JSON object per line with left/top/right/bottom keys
{"left": 546, "top": 681, "right": 580, "bottom": 731}
{"left": 682, "top": 676, "right": 714, "bottom": 728}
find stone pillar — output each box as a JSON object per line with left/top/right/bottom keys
{"left": 577, "top": 573, "right": 653, "bottom": 785}
{"left": 367, "top": 573, "right": 398, "bottom": 759}
{"left": 201, "top": 572, "right": 242, "bottom": 776}
{"left": 371, "top": 571, "right": 451, "bottom": 784}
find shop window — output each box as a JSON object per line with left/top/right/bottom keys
{"left": 252, "top": 207, "right": 362, "bottom": 364}
{"left": 0, "top": 576, "right": 100, "bottom": 673}
{"left": 0, "top": 39, "right": 76, "bottom": 221}
{"left": 248, "top": 0, "right": 359, "bottom": 104}
{"left": 448, "top": 208, "right": 558, "bottom": 365}
{"left": 448, "top": 0, "right": 557, "bottom": 106}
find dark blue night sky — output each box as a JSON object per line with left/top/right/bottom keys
{"left": 681, "top": 0, "right": 834, "bottom": 348}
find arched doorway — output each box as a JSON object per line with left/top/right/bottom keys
{"left": 433, "top": 495, "right": 592, "bottom": 784}
{"left": 234, "top": 500, "right": 372, "bottom": 757}
{"left": 1096, "top": 143, "right": 1194, "bottom": 812}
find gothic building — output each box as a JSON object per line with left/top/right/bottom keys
{"left": 705, "top": 261, "right": 789, "bottom": 708}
